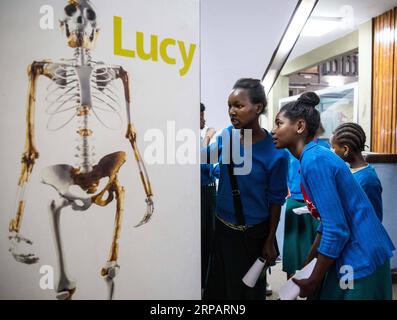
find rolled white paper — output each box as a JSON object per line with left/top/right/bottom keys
{"left": 278, "top": 258, "right": 317, "bottom": 300}
{"left": 292, "top": 206, "right": 310, "bottom": 215}
{"left": 242, "top": 257, "right": 266, "bottom": 288}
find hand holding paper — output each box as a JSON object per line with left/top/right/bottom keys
{"left": 292, "top": 277, "right": 318, "bottom": 298}
{"left": 278, "top": 258, "right": 317, "bottom": 300}
{"left": 242, "top": 257, "right": 266, "bottom": 288}
{"left": 292, "top": 206, "right": 310, "bottom": 215}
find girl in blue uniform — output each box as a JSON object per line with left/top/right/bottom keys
{"left": 331, "top": 122, "right": 383, "bottom": 221}
{"left": 203, "top": 78, "right": 288, "bottom": 300}
{"left": 272, "top": 92, "right": 394, "bottom": 300}
{"left": 283, "top": 142, "right": 321, "bottom": 278}
{"left": 283, "top": 124, "right": 329, "bottom": 279}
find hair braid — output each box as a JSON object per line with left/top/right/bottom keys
{"left": 333, "top": 122, "right": 366, "bottom": 152}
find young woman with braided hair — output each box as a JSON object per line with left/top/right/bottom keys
{"left": 332, "top": 122, "right": 383, "bottom": 221}
{"left": 272, "top": 92, "right": 394, "bottom": 300}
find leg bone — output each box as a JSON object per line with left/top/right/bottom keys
{"left": 48, "top": 197, "right": 77, "bottom": 300}
{"left": 100, "top": 179, "right": 124, "bottom": 300}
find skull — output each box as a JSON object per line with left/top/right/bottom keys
{"left": 60, "top": 0, "right": 99, "bottom": 49}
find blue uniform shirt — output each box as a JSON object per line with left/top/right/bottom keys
{"left": 300, "top": 141, "right": 395, "bottom": 279}
{"left": 287, "top": 139, "right": 329, "bottom": 201}
{"left": 200, "top": 134, "right": 216, "bottom": 187}
{"left": 200, "top": 164, "right": 216, "bottom": 186}
{"left": 203, "top": 126, "right": 288, "bottom": 225}
{"left": 352, "top": 165, "right": 383, "bottom": 222}
{"left": 287, "top": 151, "right": 304, "bottom": 201}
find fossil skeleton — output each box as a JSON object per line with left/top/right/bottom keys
{"left": 8, "top": 0, "right": 154, "bottom": 300}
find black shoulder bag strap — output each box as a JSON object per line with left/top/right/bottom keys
{"left": 227, "top": 130, "right": 246, "bottom": 226}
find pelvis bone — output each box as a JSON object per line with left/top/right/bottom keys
{"left": 42, "top": 151, "right": 126, "bottom": 209}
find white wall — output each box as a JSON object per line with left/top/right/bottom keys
{"left": 0, "top": 0, "right": 200, "bottom": 300}
{"left": 200, "top": 0, "right": 298, "bottom": 132}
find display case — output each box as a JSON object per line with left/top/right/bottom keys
{"left": 279, "top": 82, "right": 358, "bottom": 139}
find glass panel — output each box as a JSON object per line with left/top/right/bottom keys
{"left": 279, "top": 82, "right": 358, "bottom": 138}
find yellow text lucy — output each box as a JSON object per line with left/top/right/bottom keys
{"left": 114, "top": 16, "right": 197, "bottom": 77}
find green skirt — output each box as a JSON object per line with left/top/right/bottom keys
{"left": 310, "top": 260, "right": 392, "bottom": 300}
{"left": 282, "top": 198, "right": 319, "bottom": 275}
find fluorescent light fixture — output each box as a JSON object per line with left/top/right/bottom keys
{"left": 301, "top": 17, "right": 341, "bottom": 37}
{"left": 262, "top": 0, "right": 318, "bottom": 95}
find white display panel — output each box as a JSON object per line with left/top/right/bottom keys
{"left": 0, "top": 0, "right": 200, "bottom": 300}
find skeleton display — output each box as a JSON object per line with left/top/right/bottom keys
{"left": 8, "top": 0, "right": 154, "bottom": 300}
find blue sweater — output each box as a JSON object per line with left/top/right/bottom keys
{"left": 300, "top": 141, "right": 395, "bottom": 279}
{"left": 200, "top": 164, "right": 216, "bottom": 186}
{"left": 287, "top": 139, "right": 330, "bottom": 201}
{"left": 353, "top": 165, "right": 383, "bottom": 222}
{"left": 203, "top": 126, "right": 288, "bottom": 225}
{"left": 200, "top": 134, "right": 217, "bottom": 187}
{"left": 287, "top": 150, "right": 304, "bottom": 201}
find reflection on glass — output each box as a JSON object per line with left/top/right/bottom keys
{"left": 279, "top": 82, "right": 358, "bottom": 138}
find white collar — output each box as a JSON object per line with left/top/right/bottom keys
{"left": 350, "top": 163, "right": 369, "bottom": 173}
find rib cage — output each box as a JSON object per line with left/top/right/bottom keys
{"left": 44, "top": 56, "right": 123, "bottom": 172}
{"left": 45, "top": 62, "right": 123, "bottom": 130}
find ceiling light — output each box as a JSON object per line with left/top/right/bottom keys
{"left": 262, "top": 0, "right": 318, "bottom": 94}
{"left": 289, "top": 85, "right": 307, "bottom": 89}
{"left": 301, "top": 17, "right": 341, "bottom": 37}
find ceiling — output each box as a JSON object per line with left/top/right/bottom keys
{"left": 200, "top": 0, "right": 297, "bottom": 130}
{"left": 201, "top": 0, "right": 397, "bottom": 131}
{"left": 290, "top": 0, "right": 397, "bottom": 59}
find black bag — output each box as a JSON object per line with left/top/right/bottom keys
{"left": 227, "top": 130, "right": 246, "bottom": 226}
